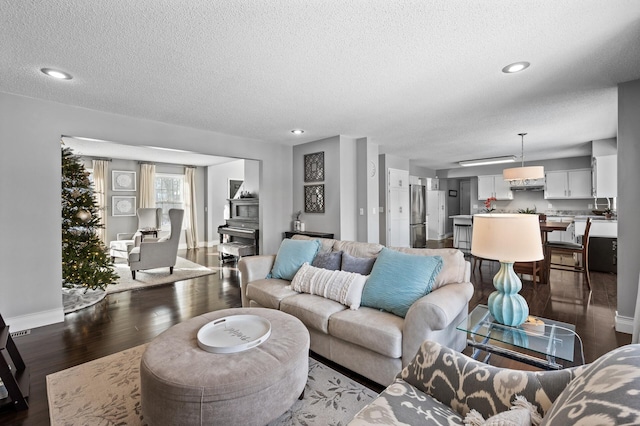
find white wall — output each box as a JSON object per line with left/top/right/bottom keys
{"left": 356, "top": 138, "right": 380, "bottom": 243}
{"left": 617, "top": 79, "right": 640, "bottom": 333}
{"left": 0, "top": 91, "right": 292, "bottom": 331}
{"left": 378, "top": 154, "right": 411, "bottom": 246}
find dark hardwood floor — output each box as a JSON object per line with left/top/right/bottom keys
{"left": 1, "top": 244, "right": 631, "bottom": 425}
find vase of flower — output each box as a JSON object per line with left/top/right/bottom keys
{"left": 483, "top": 197, "right": 497, "bottom": 213}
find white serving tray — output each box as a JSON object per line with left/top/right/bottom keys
{"left": 197, "top": 315, "right": 271, "bottom": 354}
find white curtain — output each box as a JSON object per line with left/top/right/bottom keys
{"left": 92, "top": 159, "right": 109, "bottom": 245}
{"left": 184, "top": 166, "right": 199, "bottom": 249}
{"left": 633, "top": 273, "right": 640, "bottom": 343}
{"left": 139, "top": 163, "right": 156, "bottom": 208}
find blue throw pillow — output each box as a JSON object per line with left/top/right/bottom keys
{"left": 361, "top": 248, "right": 443, "bottom": 318}
{"left": 269, "top": 239, "right": 321, "bottom": 280}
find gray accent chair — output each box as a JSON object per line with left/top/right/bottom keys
{"left": 109, "top": 208, "right": 163, "bottom": 261}
{"left": 128, "top": 209, "right": 184, "bottom": 279}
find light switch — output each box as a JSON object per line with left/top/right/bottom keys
{"left": 359, "top": 208, "right": 364, "bottom": 215}
{"left": 372, "top": 207, "right": 376, "bottom": 215}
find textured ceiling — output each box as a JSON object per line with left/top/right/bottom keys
{"left": 2, "top": 1, "right": 640, "bottom": 169}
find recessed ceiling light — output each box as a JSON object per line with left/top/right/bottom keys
{"left": 291, "top": 129, "right": 305, "bottom": 135}
{"left": 41, "top": 68, "right": 73, "bottom": 80}
{"left": 502, "top": 62, "right": 530, "bottom": 74}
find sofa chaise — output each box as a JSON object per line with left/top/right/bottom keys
{"left": 239, "top": 235, "right": 474, "bottom": 386}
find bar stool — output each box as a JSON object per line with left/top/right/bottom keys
{"left": 455, "top": 223, "right": 472, "bottom": 255}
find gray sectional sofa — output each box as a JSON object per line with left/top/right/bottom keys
{"left": 238, "top": 235, "right": 474, "bottom": 386}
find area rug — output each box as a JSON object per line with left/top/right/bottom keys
{"left": 47, "top": 344, "right": 378, "bottom": 426}
{"left": 63, "top": 257, "right": 216, "bottom": 313}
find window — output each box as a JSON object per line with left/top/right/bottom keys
{"left": 155, "top": 173, "right": 184, "bottom": 227}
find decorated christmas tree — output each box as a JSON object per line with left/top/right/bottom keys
{"left": 61, "top": 145, "right": 118, "bottom": 291}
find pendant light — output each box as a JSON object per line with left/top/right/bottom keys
{"left": 503, "top": 133, "right": 544, "bottom": 185}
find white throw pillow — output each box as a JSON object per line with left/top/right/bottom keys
{"left": 290, "top": 263, "right": 367, "bottom": 310}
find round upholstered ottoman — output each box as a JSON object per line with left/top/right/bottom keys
{"left": 140, "top": 308, "right": 310, "bottom": 426}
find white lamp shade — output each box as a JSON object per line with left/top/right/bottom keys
{"left": 503, "top": 166, "right": 545, "bottom": 181}
{"left": 471, "top": 214, "right": 543, "bottom": 262}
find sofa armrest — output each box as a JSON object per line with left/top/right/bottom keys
{"left": 403, "top": 281, "right": 473, "bottom": 363}
{"left": 401, "top": 340, "right": 578, "bottom": 419}
{"left": 238, "top": 255, "right": 276, "bottom": 307}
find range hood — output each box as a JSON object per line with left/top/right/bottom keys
{"left": 510, "top": 184, "right": 544, "bottom": 191}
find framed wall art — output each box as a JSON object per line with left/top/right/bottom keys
{"left": 112, "top": 196, "right": 137, "bottom": 216}
{"left": 304, "top": 184, "right": 325, "bottom": 213}
{"left": 112, "top": 170, "right": 136, "bottom": 191}
{"left": 304, "top": 152, "right": 324, "bottom": 182}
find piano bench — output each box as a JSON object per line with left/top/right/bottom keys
{"left": 218, "top": 242, "right": 256, "bottom": 263}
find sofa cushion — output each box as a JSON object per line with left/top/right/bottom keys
{"left": 329, "top": 307, "right": 403, "bottom": 359}
{"left": 341, "top": 252, "right": 376, "bottom": 275}
{"left": 270, "top": 238, "right": 321, "bottom": 280}
{"left": 280, "top": 293, "right": 346, "bottom": 334}
{"left": 349, "top": 378, "right": 464, "bottom": 426}
{"left": 291, "top": 263, "right": 367, "bottom": 310}
{"left": 246, "top": 279, "right": 298, "bottom": 309}
{"left": 311, "top": 250, "right": 343, "bottom": 271}
{"left": 333, "top": 240, "right": 383, "bottom": 258}
{"left": 390, "top": 247, "right": 466, "bottom": 290}
{"left": 291, "top": 234, "right": 336, "bottom": 254}
{"left": 541, "top": 344, "right": 640, "bottom": 426}
{"left": 361, "top": 248, "right": 443, "bottom": 317}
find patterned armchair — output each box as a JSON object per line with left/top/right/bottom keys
{"left": 350, "top": 340, "right": 640, "bottom": 425}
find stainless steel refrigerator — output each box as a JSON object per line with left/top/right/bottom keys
{"left": 409, "top": 184, "right": 427, "bottom": 248}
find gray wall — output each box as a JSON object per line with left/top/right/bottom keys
{"left": 292, "top": 136, "right": 341, "bottom": 238}
{"left": 617, "top": 79, "right": 640, "bottom": 331}
{"left": 207, "top": 160, "right": 245, "bottom": 244}
{"left": 0, "top": 91, "right": 292, "bottom": 331}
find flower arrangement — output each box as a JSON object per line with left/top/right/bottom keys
{"left": 483, "top": 197, "right": 497, "bottom": 212}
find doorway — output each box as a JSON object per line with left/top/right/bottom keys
{"left": 460, "top": 180, "right": 471, "bottom": 215}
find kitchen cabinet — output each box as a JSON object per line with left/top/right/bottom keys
{"left": 592, "top": 155, "right": 617, "bottom": 197}
{"left": 477, "top": 175, "right": 513, "bottom": 200}
{"left": 544, "top": 169, "right": 592, "bottom": 199}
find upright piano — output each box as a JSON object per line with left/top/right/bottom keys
{"left": 217, "top": 198, "right": 259, "bottom": 263}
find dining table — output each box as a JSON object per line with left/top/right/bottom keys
{"left": 538, "top": 221, "right": 571, "bottom": 284}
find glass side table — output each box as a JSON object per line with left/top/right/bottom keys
{"left": 457, "top": 305, "right": 584, "bottom": 370}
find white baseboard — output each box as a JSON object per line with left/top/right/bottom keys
{"left": 6, "top": 308, "right": 64, "bottom": 333}
{"left": 615, "top": 311, "right": 634, "bottom": 334}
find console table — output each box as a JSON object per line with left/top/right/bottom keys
{"left": 284, "top": 231, "right": 334, "bottom": 239}
{"left": 457, "top": 304, "right": 583, "bottom": 370}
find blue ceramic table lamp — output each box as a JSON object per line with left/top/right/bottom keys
{"left": 471, "top": 214, "right": 543, "bottom": 326}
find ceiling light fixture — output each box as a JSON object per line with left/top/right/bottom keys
{"left": 459, "top": 156, "right": 517, "bottom": 167}
{"left": 502, "top": 61, "right": 530, "bottom": 74}
{"left": 41, "top": 68, "right": 73, "bottom": 80}
{"left": 503, "top": 133, "right": 544, "bottom": 184}
{"left": 291, "top": 129, "right": 305, "bottom": 135}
